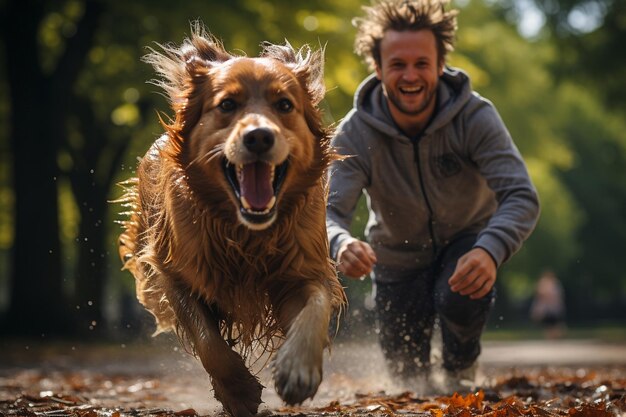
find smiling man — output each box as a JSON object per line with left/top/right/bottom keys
{"left": 326, "top": 0, "right": 540, "bottom": 393}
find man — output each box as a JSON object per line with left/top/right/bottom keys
{"left": 326, "top": 0, "right": 540, "bottom": 393}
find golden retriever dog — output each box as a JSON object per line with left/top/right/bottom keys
{"left": 117, "top": 25, "right": 346, "bottom": 417}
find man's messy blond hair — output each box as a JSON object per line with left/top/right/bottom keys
{"left": 354, "top": 0, "right": 458, "bottom": 71}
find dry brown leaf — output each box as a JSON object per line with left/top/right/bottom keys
{"left": 568, "top": 403, "right": 613, "bottom": 417}
{"left": 172, "top": 408, "right": 198, "bottom": 416}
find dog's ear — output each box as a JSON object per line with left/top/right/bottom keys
{"left": 143, "top": 23, "right": 232, "bottom": 105}
{"left": 262, "top": 41, "right": 326, "bottom": 106}
{"left": 183, "top": 23, "right": 232, "bottom": 75}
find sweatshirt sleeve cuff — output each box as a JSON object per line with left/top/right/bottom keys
{"left": 473, "top": 234, "right": 507, "bottom": 267}
{"left": 330, "top": 232, "right": 353, "bottom": 262}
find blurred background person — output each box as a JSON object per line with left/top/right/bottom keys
{"left": 530, "top": 270, "right": 567, "bottom": 339}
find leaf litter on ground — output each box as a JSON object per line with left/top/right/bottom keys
{"left": 1, "top": 366, "right": 624, "bottom": 417}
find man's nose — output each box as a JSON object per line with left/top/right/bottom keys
{"left": 402, "top": 66, "right": 419, "bottom": 81}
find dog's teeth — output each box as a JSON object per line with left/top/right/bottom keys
{"left": 270, "top": 165, "right": 275, "bottom": 182}
{"left": 241, "top": 196, "right": 252, "bottom": 210}
{"left": 240, "top": 195, "right": 276, "bottom": 214}
{"left": 259, "top": 197, "right": 276, "bottom": 214}
{"left": 237, "top": 165, "right": 244, "bottom": 183}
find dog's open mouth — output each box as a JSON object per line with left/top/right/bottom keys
{"left": 223, "top": 159, "right": 288, "bottom": 225}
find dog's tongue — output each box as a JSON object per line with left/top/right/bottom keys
{"left": 240, "top": 162, "right": 273, "bottom": 210}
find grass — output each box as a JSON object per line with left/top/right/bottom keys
{"left": 483, "top": 322, "right": 626, "bottom": 341}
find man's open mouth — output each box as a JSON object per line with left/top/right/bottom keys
{"left": 399, "top": 85, "right": 424, "bottom": 94}
{"left": 223, "top": 158, "right": 289, "bottom": 225}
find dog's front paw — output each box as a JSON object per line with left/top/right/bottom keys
{"left": 212, "top": 375, "right": 264, "bottom": 417}
{"left": 272, "top": 341, "right": 323, "bottom": 405}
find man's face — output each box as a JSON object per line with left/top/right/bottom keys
{"left": 375, "top": 29, "right": 443, "bottom": 122}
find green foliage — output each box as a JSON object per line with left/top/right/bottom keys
{"left": 552, "top": 83, "right": 626, "bottom": 296}
{"left": 498, "top": 0, "right": 626, "bottom": 112}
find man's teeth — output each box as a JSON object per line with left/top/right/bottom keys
{"left": 241, "top": 195, "right": 276, "bottom": 213}
{"left": 401, "top": 86, "right": 423, "bottom": 93}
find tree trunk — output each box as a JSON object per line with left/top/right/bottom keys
{"left": 1, "top": 0, "right": 105, "bottom": 336}
{"left": 2, "top": 0, "right": 67, "bottom": 336}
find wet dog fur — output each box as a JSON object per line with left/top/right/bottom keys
{"left": 117, "top": 25, "right": 346, "bottom": 417}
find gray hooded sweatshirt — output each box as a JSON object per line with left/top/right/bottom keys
{"left": 326, "top": 67, "right": 540, "bottom": 280}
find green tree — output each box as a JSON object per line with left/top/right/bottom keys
{"left": 493, "top": 0, "right": 626, "bottom": 318}
{"left": 552, "top": 84, "right": 626, "bottom": 319}
{"left": 495, "top": 0, "right": 626, "bottom": 112}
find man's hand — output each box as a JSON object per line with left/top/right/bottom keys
{"left": 448, "top": 247, "right": 497, "bottom": 299}
{"left": 337, "top": 238, "right": 377, "bottom": 279}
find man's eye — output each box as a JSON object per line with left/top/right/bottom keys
{"left": 218, "top": 99, "right": 237, "bottom": 112}
{"left": 276, "top": 98, "right": 294, "bottom": 113}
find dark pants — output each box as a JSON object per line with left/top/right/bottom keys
{"left": 372, "top": 236, "right": 495, "bottom": 380}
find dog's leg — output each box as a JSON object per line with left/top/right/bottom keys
{"left": 270, "top": 282, "right": 332, "bottom": 405}
{"left": 163, "top": 278, "right": 264, "bottom": 417}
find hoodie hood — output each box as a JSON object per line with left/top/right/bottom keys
{"left": 353, "top": 66, "right": 473, "bottom": 139}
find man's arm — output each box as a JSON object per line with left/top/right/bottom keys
{"left": 467, "top": 101, "right": 540, "bottom": 267}
{"left": 326, "top": 124, "right": 375, "bottom": 279}
{"left": 450, "top": 101, "right": 540, "bottom": 298}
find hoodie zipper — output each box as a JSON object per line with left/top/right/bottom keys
{"left": 412, "top": 136, "right": 438, "bottom": 258}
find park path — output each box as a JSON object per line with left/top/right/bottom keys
{"left": 1, "top": 337, "right": 624, "bottom": 415}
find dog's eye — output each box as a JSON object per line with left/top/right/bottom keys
{"left": 275, "top": 98, "right": 294, "bottom": 113}
{"left": 218, "top": 99, "right": 237, "bottom": 113}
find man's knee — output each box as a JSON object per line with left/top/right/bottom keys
{"left": 435, "top": 287, "right": 495, "bottom": 333}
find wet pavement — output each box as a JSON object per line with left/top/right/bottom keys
{"left": 480, "top": 339, "right": 626, "bottom": 366}
{"left": 1, "top": 336, "right": 624, "bottom": 415}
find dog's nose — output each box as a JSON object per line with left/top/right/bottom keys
{"left": 243, "top": 127, "right": 274, "bottom": 154}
